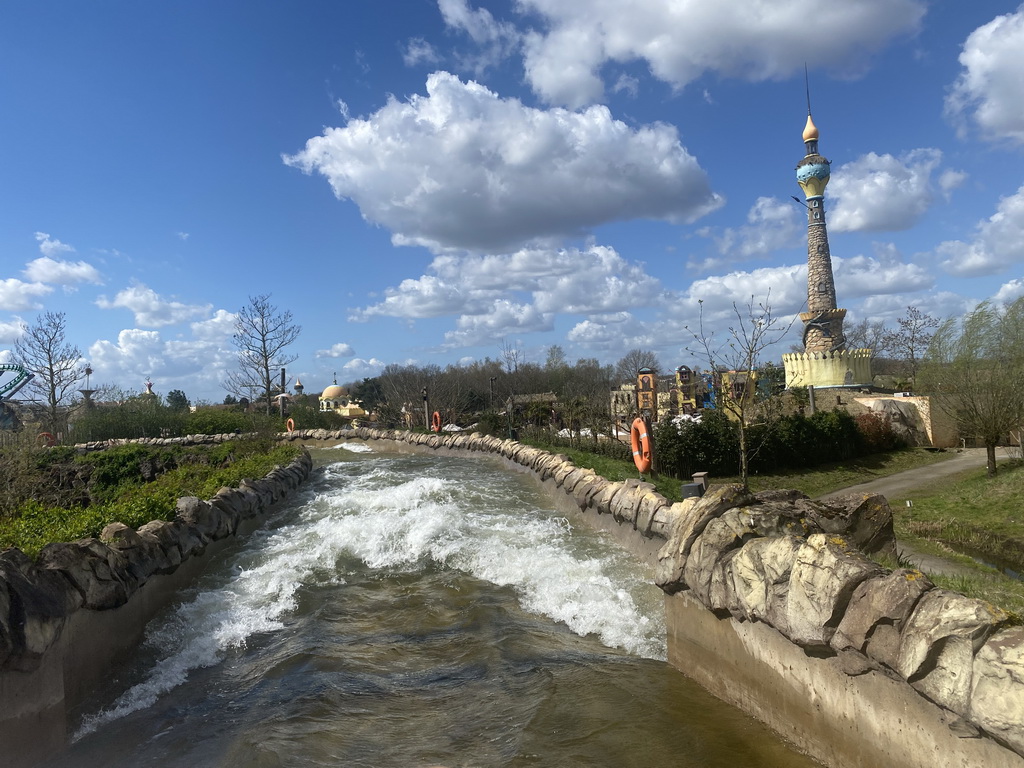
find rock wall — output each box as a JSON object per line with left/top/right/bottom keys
{"left": 0, "top": 439, "right": 313, "bottom": 768}
{"left": 306, "top": 426, "right": 1024, "bottom": 768}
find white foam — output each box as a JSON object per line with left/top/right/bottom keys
{"left": 325, "top": 442, "right": 374, "bottom": 453}
{"left": 76, "top": 458, "right": 664, "bottom": 737}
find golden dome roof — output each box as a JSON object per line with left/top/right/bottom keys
{"left": 802, "top": 114, "right": 819, "bottom": 142}
{"left": 321, "top": 384, "right": 347, "bottom": 400}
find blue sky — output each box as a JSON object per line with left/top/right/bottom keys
{"left": 2, "top": 1, "right": 1023, "bottom": 403}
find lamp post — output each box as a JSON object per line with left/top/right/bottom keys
{"left": 422, "top": 387, "right": 429, "bottom": 430}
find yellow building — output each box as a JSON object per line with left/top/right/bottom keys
{"left": 319, "top": 384, "right": 368, "bottom": 419}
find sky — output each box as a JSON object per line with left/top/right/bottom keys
{"left": 2, "top": 0, "right": 1024, "bottom": 403}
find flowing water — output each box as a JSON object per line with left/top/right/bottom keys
{"left": 42, "top": 445, "right": 820, "bottom": 768}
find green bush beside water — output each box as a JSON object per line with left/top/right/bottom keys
{"left": 0, "top": 439, "right": 301, "bottom": 558}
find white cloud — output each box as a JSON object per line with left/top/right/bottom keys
{"left": 96, "top": 284, "right": 214, "bottom": 328}
{"left": 437, "top": 0, "right": 518, "bottom": 72}
{"left": 89, "top": 327, "right": 236, "bottom": 398}
{"left": 190, "top": 309, "right": 236, "bottom": 341}
{"left": 0, "top": 279, "right": 52, "bottom": 311}
{"left": 352, "top": 244, "right": 666, "bottom": 350}
{"left": 936, "top": 184, "right": 1024, "bottom": 276}
{"left": 352, "top": 275, "right": 494, "bottom": 321}
{"left": 403, "top": 37, "right": 441, "bottom": 67}
{"left": 341, "top": 357, "right": 386, "bottom": 377}
{"left": 833, "top": 252, "right": 934, "bottom": 298}
{"left": 0, "top": 318, "right": 24, "bottom": 344}
{"left": 946, "top": 7, "right": 1024, "bottom": 144}
{"left": 34, "top": 231, "right": 75, "bottom": 258}
{"left": 681, "top": 264, "right": 808, "bottom": 322}
{"left": 938, "top": 169, "right": 968, "bottom": 199}
{"left": 315, "top": 343, "right": 356, "bottom": 358}
{"left": 828, "top": 149, "right": 943, "bottom": 232}
{"left": 177, "top": 231, "right": 190, "bottom": 241}
{"left": 994, "top": 278, "right": 1024, "bottom": 304}
{"left": 443, "top": 300, "right": 553, "bottom": 347}
{"left": 284, "top": 72, "right": 721, "bottom": 253}
{"left": 566, "top": 312, "right": 655, "bottom": 354}
{"left": 517, "top": 0, "right": 925, "bottom": 107}
{"left": 23, "top": 256, "right": 102, "bottom": 285}
{"left": 695, "top": 196, "right": 801, "bottom": 267}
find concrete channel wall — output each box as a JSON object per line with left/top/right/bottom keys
{"left": 0, "top": 435, "right": 314, "bottom": 768}
{"left": 302, "top": 426, "right": 1024, "bottom": 768}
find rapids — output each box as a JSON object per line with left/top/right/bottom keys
{"left": 41, "top": 445, "right": 819, "bottom": 767}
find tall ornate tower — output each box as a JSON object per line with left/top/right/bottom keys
{"left": 795, "top": 113, "right": 845, "bottom": 353}
{"left": 783, "top": 109, "right": 872, "bottom": 388}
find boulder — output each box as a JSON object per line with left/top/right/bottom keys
{"left": 970, "top": 626, "right": 1024, "bottom": 755}
{"left": 649, "top": 498, "right": 698, "bottom": 540}
{"left": 897, "top": 589, "right": 1011, "bottom": 716}
{"left": 37, "top": 539, "right": 133, "bottom": 610}
{"left": 727, "top": 535, "right": 804, "bottom": 635}
{"left": 635, "top": 491, "right": 669, "bottom": 537}
{"left": 685, "top": 507, "right": 759, "bottom": 607}
{"left": 655, "top": 484, "right": 754, "bottom": 593}
{"left": 807, "top": 493, "right": 897, "bottom": 556}
{"left": 832, "top": 568, "right": 933, "bottom": 672}
{"left": 0, "top": 549, "right": 81, "bottom": 669}
{"left": 176, "top": 496, "right": 232, "bottom": 541}
{"left": 786, "top": 534, "right": 884, "bottom": 650}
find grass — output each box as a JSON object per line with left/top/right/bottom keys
{"left": 519, "top": 435, "right": 954, "bottom": 503}
{"left": 715, "top": 447, "right": 954, "bottom": 498}
{"left": 0, "top": 441, "right": 302, "bottom": 559}
{"left": 891, "top": 457, "right": 1024, "bottom": 577}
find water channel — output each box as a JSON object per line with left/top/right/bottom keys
{"left": 41, "top": 444, "right": 820, "bottom": 767}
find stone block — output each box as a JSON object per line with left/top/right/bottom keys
{"left": 898, "top": 589, "right": 1010, "bottom": 716}
{"left": 970, "top": 626, "right": 1024, "bottom": 755}
{"left": 786, "top": 534, "right": 884, "bottom": 650}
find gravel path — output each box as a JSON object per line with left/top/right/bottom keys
{"left": 818, "top": 447, "right": 1018, "bottom": 577}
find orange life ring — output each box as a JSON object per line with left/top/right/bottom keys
{"left": 431, "top": 411, "right": 441, "bottom": 432}
{"left": 36, "top": 432, "right": 56, "bottom": 447}
{"left": 630, "top": 417, "right": 652, "bottom": 474}
{"left": 286, "top": 418, "right": 295, "bottom": 432}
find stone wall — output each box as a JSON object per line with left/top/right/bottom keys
{"left": 0, "top": 437, "right": 314, "bottom": 768}
{"left": 307, "top": 426, "right": 1024, "bottom": 768}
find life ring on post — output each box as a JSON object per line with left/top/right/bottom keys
{"left": 431, "top": 411, "right": 442, "bottom": 433}
{"left": 36, "top": 432, "right": 56, "bottom": 447}
{"left": 286, "top": 418, "right": 295, "bottom": 432}
{"left": 630, "top": 417, "right": 652, "bottom": 474}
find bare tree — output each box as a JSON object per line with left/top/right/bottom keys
{"left": 225, "top": 294, "right": 301, "bottom": 415}
{"left": 686, "top": 294, "right": 796, "bottom": 487}
{"left": 13, "top": 311, "right": 83, "bottom": 434}
{"left": 883, "top": 306, "right": 939, "bottom": 385}
{"left": 845, "top": 318, "right": 889, "bottom": 358}
{"left": 919, "top": 297, "right": 1024, "bottom": 477}
{"left": 614, "top": 348, "right": 661, "bottom": 383}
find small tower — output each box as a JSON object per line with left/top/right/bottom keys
{"left": 293, "top": 377, "right": 304, "bottom": 396}
{"left": 783, "top": 105, "right": 872, "bottom": 389}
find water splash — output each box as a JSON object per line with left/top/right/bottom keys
{"left": 74, "top": 455, "right": 664, "bottom": 738}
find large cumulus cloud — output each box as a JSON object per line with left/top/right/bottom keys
{"left": 285, "top": 72, "right": 721, "bottom": 253}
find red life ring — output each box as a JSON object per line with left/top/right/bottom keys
{"left": 37, "top": 432, "right": 56, "bottom": 447}
{"left": 630, "top": 417, "right": 652, "bottom": 474}
{"left": 431, "top": 411, "right": 441, "bottom": 432}
{"left": 286, "top": 418, "right": 295, "bottom": 432}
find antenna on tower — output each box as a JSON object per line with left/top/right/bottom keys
{"left": 804, "top": 63, "right": 812, "bottom": 116}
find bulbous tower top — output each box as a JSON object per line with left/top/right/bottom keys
{"left": 796, "top": 111, "right": 830, "bottom": 198}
